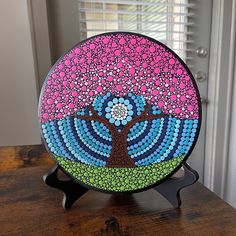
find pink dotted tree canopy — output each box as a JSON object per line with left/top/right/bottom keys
{"left": 39, "top": 32, "right": 200, "bottom": 124}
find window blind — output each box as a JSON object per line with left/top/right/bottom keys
{"left": 78, "top": 0, "right": 194, "bottom": 64}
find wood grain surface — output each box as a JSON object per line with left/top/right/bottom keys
{"left": 0, "top": 145, "right": 52, "bottom": 171}
{"left": 1, "top": 164, "right": 236, "bottom": 236}
{"left": 0, "top": 145, "right": 236, "bottom": 236}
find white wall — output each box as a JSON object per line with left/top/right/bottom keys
{"left": 226, "top": 58, "right": 236, "bottom": 208}
{"left": 47, "top": 0, "right": 80, "bottom": 63}
{"left": 0, "top": 0, "right": 41, "bottom": 146}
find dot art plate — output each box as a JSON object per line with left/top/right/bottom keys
{"left": 39, "top": 32, "right": 201, "bottom": 193}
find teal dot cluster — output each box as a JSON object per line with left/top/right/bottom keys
{"left": 128, "top": 121, "right": 148, "bottom": 141}
{"left": 173, "top": 119, "right": 198, "bottom": 157}
{"left": 91, "top": 121, "right": 112, "bottom": 141}
{"left": 127, "top": 114, "right": 198, "bottom": 166}
{"left": 41, "top": 120, "right": 72, "bottom": 160}
{"left": 41, "top": 93, "right": 198, "bottom": 169}
{"left": 105, "top": 97, "right": 133, "bottom": 126}
{"left": 75, "top": 119, "right": 112, "bottom": 157}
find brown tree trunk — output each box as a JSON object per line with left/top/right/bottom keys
{"left": 106, "top": 131, "right": 135, "bottom": 168}
{"left": 74, "top": 103, "right": 166, "bottom": 168}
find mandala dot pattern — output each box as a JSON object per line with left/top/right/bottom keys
{"left": 39, "top": 32, "right": 201, "bottom": 193}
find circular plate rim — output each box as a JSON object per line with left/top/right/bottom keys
{"left": 38, "top": 31, "right": 202, "bottom": 194}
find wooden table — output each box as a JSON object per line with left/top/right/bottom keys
{"left": 1, "top": 145, "right": 236, "bottom": 236}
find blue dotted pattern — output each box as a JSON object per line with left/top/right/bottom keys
{"left": 93, "top": 92, "right": 146, "bottom": 131}
{"left": 41, "top": 93, "right": 198, "bottom": 167}
{"left": 129, "top": 117, "right": 198, "bottom": 166}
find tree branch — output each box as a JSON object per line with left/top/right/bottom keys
{"left": 122, "top": 103, "right": 167, "bottom": 135}
{"left": 73, "top": 105, "right": 117, "bottom": 134}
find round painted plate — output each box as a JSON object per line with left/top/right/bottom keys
{"left": 39, "top": 32, "right": 201, "bottom": 193}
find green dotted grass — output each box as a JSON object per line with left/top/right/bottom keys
{"left": 54, "top": 155, "right": 185, "bottom": 192}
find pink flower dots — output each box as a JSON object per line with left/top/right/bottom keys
{"left": 119, "top": 38, "right": 125, "bottom": 44}
{"left": 57, "top": 113, "right": 63, "bottom": 119}
{"left": 40, "top": 33, "right": 199, "bottom": 123}
{"left": 149, "top": 47, "right": 155, "bottom": 53}
{"left": 154, "top": 67, "right": 160, "bottom": 74}
{"left": 188, "top": 89, "right": 194, "bottom": 95}
{"left": 69, "top": 53, "right": 74, "bottom": 58}
{"left": 116, "top": 85, "right": 123, "bottom": 91}
{"left": 103, "top": 37, "right": 109, "bottom": 44}
{"left": 115, "top": 50, "right": 120, "bottom": 56}
{"left": 158, "top": 101, "right": 164, "bottom": 107}
{"left": 75, "top": 48, "right": 80, "bottom": 54}
{"left": 47, "top": 98, "right": 53, "bottom": 105}
{"left": 82, "top": 86, "right": 87, "bottom": 91}
{"left": 136, "top": 46, "right": 142, "bottom": 52}
{"left": 71, "top": 74, "right": 76, "bottom": 79}
{"left": 71, "top": 90, "right": 78, "bottom": 97}
{"left": 69, "top": 103, "right": 74, "bottom": 109}
{"left": 169, "top": 58, "right": 175, "bottom": 65}
{"left": 43, "top": 113, "right": 49, "bottom": 119}
{"left": 90, "top": 43, "right": 95, "bottom": 49}
{"left": 142, "top": 62, "right": 148, "bottom": 68}
{"left": 52, "top": 73, "right": 57, "bottom": 79}
{"left": 117, "top": 62, "right": 122, "bottom": 68}
{"left": 177, "top": 69, "right": 182, "bottom": 75}
{"left": 58, "top": 64, "right": 64, "bottom": 70}
{"left": 185, "top": 76, "right": 190, "bottom": 81}
{"left": 130, "top": 67, "right": 135, "bottom": 75}
{"left": 56, "top": 103, "right": 63, "bottom": 109}
{"left": 60, "top": 72, "right": 65, "bottom": 78}
{"left": 152, "top": 90, "right": 158, "bottom": 96}
{"left": 187, "top": 105, "right": 193, "bottom": 111}
{"left": 107, "top": 75, "right": 113, "bottom": 82}
{"left": 130, "top": 39, "right": 136, "bottom": 45}
{"left": 175, "top": 107, "right": 181, "bottom": 114}
{"left": 173, "top": 78, "right": 178, "bottom": 84}
{"left": 102, "top": 57, "right": 107, "bottom": 63}
{"left": 180, "top": 95, "right": 186, "bottom": 101}
{"left": 65, "top": 60, "right": 71, "bottom": 66}
{"left": 70, "top": 83, "right": 74, "bottom": 89}
{"left": 170, "top": 94, "right": 176, "bottom": 101}
{"left": 125, "top": 47, "right": 130, "bottom": 53}
{"left": 96, "top": 86, "right": 103, "bottom": 92}
{"left": 180, "top": 83, "right": 185, "bottom": 89}
{"left": 142, "top": 54, "right": 147, "bottom": 59}
{"left": 141, "top": 85, "right": 147, "bottom": 92}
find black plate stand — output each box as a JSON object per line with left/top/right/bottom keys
{"left": 43, "top": 163, "right": 198, "bottom": 210}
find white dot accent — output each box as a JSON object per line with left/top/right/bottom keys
{"left": 111, "top": 103, "right": 128, "bottom": 120}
